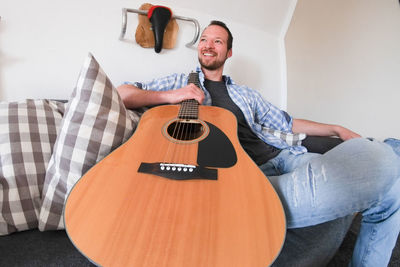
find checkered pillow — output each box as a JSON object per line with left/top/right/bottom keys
{"left": 0, "top": 100, "right": 65, "bottom": 235}
{"left": 38, "top": 53, "right": 141, "bottom": 231}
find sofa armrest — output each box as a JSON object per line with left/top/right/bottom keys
{"left": 302, "top": 136, "right": 343, "bottom": 154}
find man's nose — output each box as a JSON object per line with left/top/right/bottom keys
{"left": 205, "top": 40, "right": 214, "bottom": 48}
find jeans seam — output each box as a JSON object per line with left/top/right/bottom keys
{"left": 361, "top": 226, "right": 377, "bottom": 266}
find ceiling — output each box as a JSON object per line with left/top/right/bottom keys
{"left": 167, "top": 0, "right": 296, "bottom": 37}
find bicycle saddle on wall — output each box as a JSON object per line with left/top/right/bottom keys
{"left": 135, "top": 4, "right": 178, "bottom": 53}
{"left": 148, "top": 5, "right": 172, "bottom": 53}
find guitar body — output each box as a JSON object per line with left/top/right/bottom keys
{"left": 64, "top": 104, "right": 286, "bottom": 267}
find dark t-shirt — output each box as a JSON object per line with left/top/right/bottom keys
{"left": 204, "top": 79, "right": 281, "bottom": 165}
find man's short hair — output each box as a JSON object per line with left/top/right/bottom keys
{"left": 207, "top": 20, "right": 233, "bottom": 50}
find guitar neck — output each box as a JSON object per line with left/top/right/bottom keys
{"left": 178, "top": 100, "right": 199, "bottom": 119}
{"left": 178, "top": 72, "right": 201, "bottom": 120}
{"left": 188, "top": 71, "right": 201, "bottom": 87}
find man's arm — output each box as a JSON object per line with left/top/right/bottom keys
{"left": 292, "top": 119, "right": 361, "bottom": 141}
{"left": 116, "top": 84, "right": 205, "bottom": 109}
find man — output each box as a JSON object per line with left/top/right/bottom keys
{"left": 117, "top": 21, "right": 400, "bottom": 266}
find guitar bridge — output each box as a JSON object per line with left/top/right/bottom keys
{"left": 138, "top": 162, "right": 217, "bottom": 180}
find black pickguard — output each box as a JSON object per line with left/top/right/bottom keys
{"left": 197, "top": 122, "right": 237, "bottom": 168}
{"left": 138, "top": 120, "right": 237, "bottom": 181}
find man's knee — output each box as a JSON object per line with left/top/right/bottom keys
{"left": 336, "top": 138, "right": 400, "bottom": 185}
{"left": 342, "top": 138, "right": 398, "bottom": 161}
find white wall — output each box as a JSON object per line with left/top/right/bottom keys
{"left": 0, "top": 0, "right": 287, "bottom": 108}
{"left": 285, "top": 0, "right": 400, "bottom": 139}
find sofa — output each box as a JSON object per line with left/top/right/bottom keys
{"left": 1, "top": 136, "right": 398, "bottom": 266}
{"left": 0, "top": 208, "right": 352, "bottom": 267}
{"left": 1, "top": 54, "right": 399, "bottom": 266}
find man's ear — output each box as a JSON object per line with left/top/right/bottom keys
{"left": 227, "top": 49, "right": 233, "bottom": 58}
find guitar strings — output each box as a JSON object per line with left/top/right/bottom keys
{"left": 162, "top": 115, "right": 182, "bottom": 165}
{"left": 162, "top": 101, "right": 200, "bottom": 167}
{"left": 183, "top": 73, "right": 201, "bottom": 166}
{"left": 162, "top": 102, "right": 189, "bottom": 166}
{"left": 179, "top": 118, "right": 190, "bottom": 165}
{"left": 162, "top": 73, "right": 200, "bottom": 168}
{"left": 177, "top": 101, "right": 198, "bottom": 165}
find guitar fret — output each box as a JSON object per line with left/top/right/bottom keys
{"left": 179, "top": 100, "right": 199, "bottom": 119}
{"left": 178, "top": 72, "right": 201, "bottom": 119}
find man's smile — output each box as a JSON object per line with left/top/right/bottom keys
{"left": 202, "top": 50, "right": 216, "bottom": 57}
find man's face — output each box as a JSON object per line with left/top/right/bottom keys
{"left": 198, "top": 25, "right": 232, "bottom": 71}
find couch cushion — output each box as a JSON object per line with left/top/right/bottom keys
{"left": 38, "top": 53, "right": 141, "bottom": 230}
{"left": 0, "top": 100, "right": 65, "bottom": 235}
{"left": 273, "top": 215, "right": 354, "bottom": 266}
{"left": 302, "top": 135, "right": 344, "bottom": 154}
{"left": 0, "top": 229, "right": 94, "bottom": 266}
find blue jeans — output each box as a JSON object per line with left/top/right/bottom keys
{"left": 259, "top": 138, "right": 400, "bottom": 267}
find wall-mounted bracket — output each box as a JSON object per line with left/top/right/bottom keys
{"left": 119, "top": 8, "right": 200, "bottom": 48}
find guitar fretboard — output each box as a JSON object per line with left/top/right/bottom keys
{"left": 178, "top": 72, "right": 201, "bottom": 120}
{"left": 188, "top": 71, "right": 201, "bottom": 88}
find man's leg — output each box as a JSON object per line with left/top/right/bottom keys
{"left": 351, "top": 177, "right": 400, "bottom": 266}
{"left": 260, "top": 138, "right": 400, "bottom": 266}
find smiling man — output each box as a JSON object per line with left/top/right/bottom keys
{"left": 198, "top": 22, "right": 232, "bottom": 73}
{"left": 117, "top": 20, "right": 400, "bottom": 266}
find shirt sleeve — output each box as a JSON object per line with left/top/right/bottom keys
{"left": 251, "top": 89, "right": 294, "bottom": 133}
{"left": 124, "top": 73, "right": 188, "bottom": 92}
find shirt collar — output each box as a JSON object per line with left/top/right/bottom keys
{"left": 195, "top": 66, "right": 235, "bottom": 86}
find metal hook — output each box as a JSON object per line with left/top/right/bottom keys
{"left": 119, "top": 8, "right": 200, "bottom": 48}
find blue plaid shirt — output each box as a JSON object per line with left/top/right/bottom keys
{"left": 127, "top": 67, "right": 307, "bottom": 154}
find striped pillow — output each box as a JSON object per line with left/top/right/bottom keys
{"left": 38, "top": 53, "right": 141, "bottom": 230}
{"left": 0, "top": 100, "right": 65, "bottom": 235}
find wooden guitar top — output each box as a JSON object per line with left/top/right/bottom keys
{"left": 65, "top": 105, "right": 286, "bottom": 267}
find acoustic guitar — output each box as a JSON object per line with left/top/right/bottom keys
{"left": 64, "top": 73, "right": 286, "bottom": 266}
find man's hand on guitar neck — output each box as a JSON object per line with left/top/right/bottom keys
{"left": 117, "top": 84, "right": 205, "bottom": 109}
{"left": 168, "top": 84, "right": 205, "bottom": 105}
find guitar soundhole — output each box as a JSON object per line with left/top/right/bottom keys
{"left": 164, "top": 119, "right": 209, "bottom": 143}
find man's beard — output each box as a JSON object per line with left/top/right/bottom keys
{"left": 198, "top": 53, "right": 228, "bottom": 71}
